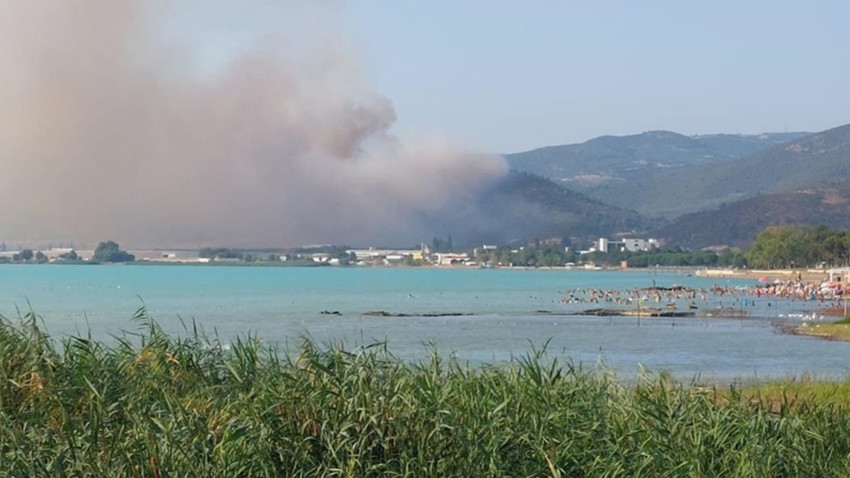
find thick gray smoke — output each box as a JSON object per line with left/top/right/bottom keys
{"left": 0, "top": 2, "right": 506, "bottom": 248}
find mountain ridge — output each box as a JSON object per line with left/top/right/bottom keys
{"left": 655, "top": 180, "right": 850, "bottom": 249}
{"left": 418, "top": 124, "right": 850, "bottom": 249}
{"left": 622, "top": 123, "right": 850, "bottom": 217}
{"left": 431, "top": 170, "right": 655, "bottom": 246}
{"left": 507, "top": 130, "right": 806, "bottom": 174}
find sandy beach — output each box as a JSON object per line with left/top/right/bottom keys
{"left": 695, "top": 267, "right": 836, "bottom": 283}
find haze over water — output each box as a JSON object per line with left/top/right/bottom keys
{"left": 1, "top": 265, "right": 846, "bottom": 383}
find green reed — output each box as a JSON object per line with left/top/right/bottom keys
{"left": 2, "top": 308, "right": 850, "bottom": 477}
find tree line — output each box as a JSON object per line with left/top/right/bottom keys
{"left": 0, "top": 240, "right": 133, "bottom": 264}
{"left": 586, "top": 225, "right": 850, "bottom": 270}
{"left": 3, "top": 226, "right": 848, "bottom": 269}
{"left": 475, "top": 245, "right": 577, "bottom": 268}
{"left": 746, "top": 225, "right": 850, "bottom": 269}
{"left": 582, "top": 248, "right": 747, "bottom": 268}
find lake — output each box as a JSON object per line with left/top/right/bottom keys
{"left": 0, "top": 264, "right": 846, "bottom": 382}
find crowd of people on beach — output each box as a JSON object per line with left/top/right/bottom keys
{"left": 560, "top": 287, "right": 700, "bottom": 306}
{"left": 559, "top": 277, "right": 845, "bottom": 310}
{"left": 754, "top": 278, "right": 845, "bottom": 302}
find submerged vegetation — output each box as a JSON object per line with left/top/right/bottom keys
{"left": 3, "top": 310, "right": 850, "bottom": 476}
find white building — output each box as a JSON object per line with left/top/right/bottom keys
{"left": 434, "top": 252, "right": 469, "bottom": 266}
{"left": 347, "top": 247, "right": 424, "bottom": 264}
{"left": 597, "top": 237, "right": 659, "bottom": 253}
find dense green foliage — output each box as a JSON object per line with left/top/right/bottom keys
{"left": 198, "top": 247, "right": 244, "bottom": 260}
{"left": 4, "top": 312, "right": 850, "bottom": 476}
{"left": 476, "top": 245, "right": 577, "bottom": 267}
{"left": 58, "top": 250, "right": 79, "bottom": 261}
{"left": 747, "top": 225, "right": 850, "bottom": 269}
{"left": 92, "top": 241, "right": 135, "bottom": 263}
{"left": 585, "top": 248, "right": 747, "bottom": 268}
{"left": 8, "top": 249, "right": 36, "bottom": 262}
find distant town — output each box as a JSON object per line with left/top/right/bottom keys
{"left": 0, "top": 235, "right": 714, "bottom": 269}
{"left": 4, "top": 225, "right": 849, "bottom": 271}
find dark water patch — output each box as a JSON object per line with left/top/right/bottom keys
{"left": 362, "top": 310, "right": 473, "bottom": 318}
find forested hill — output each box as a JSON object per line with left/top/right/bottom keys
{"left": 430, "top": 170, "right": 655, "bottom": 246}
{"left": 617, "top": 123, "right": 850, "bottom": 217}
{"left": 655, "top": 180, "right": 850, "bottom": 249}
{"left": 506, "top": 130, "right": 806, "bottom": 199}
{"left": 440, "top": 124, "right": 850, "bottom": 248}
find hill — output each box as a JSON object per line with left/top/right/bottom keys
{"left": 619, "top": 124, "right": 850, "bottom": 217}
{"left": 656, "top": 181, "right": 850, "bottom": 249}
{"left": 506, "top": 130, "right": 807, "bottom": 210}
{"left": 429, "top": 170, "right": 655, "bottom": 246}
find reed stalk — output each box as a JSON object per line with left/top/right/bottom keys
{"left": 2, "top": 308, "right": 850, "bottom": 476}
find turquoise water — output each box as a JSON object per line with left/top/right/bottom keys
{"left": 1, "top": 264, "right": 847, "bottom": 381}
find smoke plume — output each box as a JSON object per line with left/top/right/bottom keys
{"left": 0, "top": 1, "right": 506, "bottom": 248}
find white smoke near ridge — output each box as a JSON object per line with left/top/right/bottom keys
{"left": 0, "top": 1, "right": 507, "bottom": 248}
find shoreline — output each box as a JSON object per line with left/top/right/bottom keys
{"left": 0, "top": 261, "right": 751, "bottom": 275}
{"left": 789, "top": 321, "right": 850, "bottom": 342}
{"left": 695, "top": 267, "right": 832, "bottom": 282}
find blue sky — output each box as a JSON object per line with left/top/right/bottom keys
{"left": 343, "top": 1, "right": 850, "bottom": 152}
{"left": 160, "top": 1, "right": 849, "bottom": 153}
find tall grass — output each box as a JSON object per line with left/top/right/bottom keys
{"left": 2, "top": 308, "right": 850, "bottom": 476}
